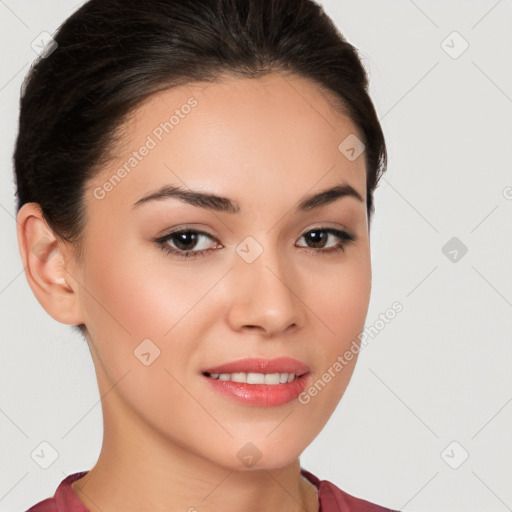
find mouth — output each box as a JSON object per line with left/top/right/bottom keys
{"left": 201, "top": 357, "right": 311, "bottom": 407}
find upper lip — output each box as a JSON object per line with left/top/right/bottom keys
{"left": 202, "top": 357, "right": 310, "bottom": 376}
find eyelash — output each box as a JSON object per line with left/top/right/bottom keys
{"left": 155, "top": 227, "right": 356, "bottom": 260}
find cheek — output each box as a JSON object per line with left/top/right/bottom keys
{"left": 76, "top": 232, "right": 231, "bottom": 410}
{"left": 76, "top": 237, "right": 225, "bottom": 432}
{"left": 298, "top": 252, "right": 371, "bottom": 401}
{"left": 305, "top": 249, "right": 372, "bottom": 348}
{"left": 79, "top": 231, "right": 221, "bottom": 342}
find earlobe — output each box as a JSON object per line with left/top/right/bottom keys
{"left": 16, "top": 202, "right": 85, "bottom": 325}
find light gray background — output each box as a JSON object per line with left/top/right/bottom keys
{"left": 1, "top": 1, "right": 511, "bottom": 511}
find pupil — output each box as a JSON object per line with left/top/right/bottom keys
{"left": 174, "top": 231, "right": 197, "bottom": 250}
{"left": 308, "top": 230, "right": 326, "bottom": 248}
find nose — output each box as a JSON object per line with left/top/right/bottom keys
{"left": 226, "top": 242, "right": 306, "bottom": 337}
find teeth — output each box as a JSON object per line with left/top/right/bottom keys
{"left": 230, "top": 372, "right": 246, "bottom": 383}
{"left": 207, "top": 372, "right": 297, "bottom": 384}
{"left": 247, "top": 372, "right": 264, "bottom": 384}
{"left": 264, "top": 373, "right": 280, "bottom": 385}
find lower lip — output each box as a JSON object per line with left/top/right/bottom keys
{"left": 202, "top": 373, "right": 310, "bottom": 407}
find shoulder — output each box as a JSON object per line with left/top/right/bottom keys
{"left": 300, "top": 468, "right": 400, "bottom": 512}
{"left": 25, "top": 472, "right": 89, "bottom": 512}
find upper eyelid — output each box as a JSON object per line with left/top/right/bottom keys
{"left": 160, "top": 225, "right": 351, "bottom": 236}
{"left": 157, "top": 227, "right": 218, "bottom": 241}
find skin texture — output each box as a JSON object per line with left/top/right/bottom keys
{"left": 17, "top": 72, "right": 371, "bottom": 512}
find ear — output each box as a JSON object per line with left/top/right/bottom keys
{"left": 16, "top": 202, "right": 85, "bottom": 325}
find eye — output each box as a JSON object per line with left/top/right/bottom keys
{"left": 156, "top": 229, "right": 221, "bottom": 259}
{"left": 296, "top": 227, "right": 356, "bottom": 253}
{"left": 155, "top": 226, "right": 356, "bottom": 260}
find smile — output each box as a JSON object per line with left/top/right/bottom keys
{"left": 205, "top": 371, "right": 299, "bottom": 384}
{"left": 200, "top": 358, "right": 311, "bottom": 407}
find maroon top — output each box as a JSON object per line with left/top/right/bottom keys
{"left": 26, "top": 469, "right": 398, "bottom": 511}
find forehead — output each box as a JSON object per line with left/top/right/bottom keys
{"left": 88, "top": 71, "right": 367, "bottom": 213}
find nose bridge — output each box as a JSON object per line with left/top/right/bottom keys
{"left": 227, "top": 234, "right": 304, "bottom": 335}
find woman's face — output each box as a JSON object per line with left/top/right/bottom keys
{"left": 70, "top": 72, "right": 371, "bottom": 470}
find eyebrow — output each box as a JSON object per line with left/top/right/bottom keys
{"left": 132, "top": 182, "right": 363, "bottom": 213}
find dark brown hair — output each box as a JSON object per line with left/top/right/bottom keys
{"left": 14, "top": 0, "right": 386, "bottom": 256}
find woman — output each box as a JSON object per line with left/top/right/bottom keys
{"left": 15, "top": 0, "right": 396, "bottom": 510}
